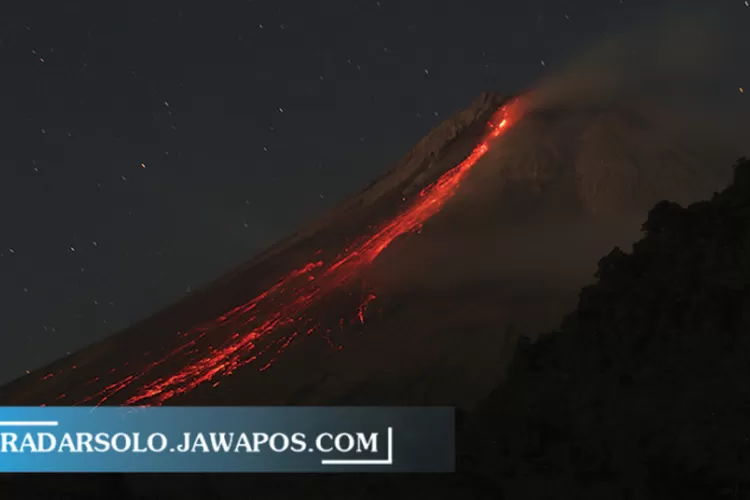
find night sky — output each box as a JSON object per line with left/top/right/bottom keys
{"left": 0, "top": 0, "right": 747, "bottom": 383}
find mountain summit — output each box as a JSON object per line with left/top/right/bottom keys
{"left": 0, "top": 91, "right": 731, "bottom": 409}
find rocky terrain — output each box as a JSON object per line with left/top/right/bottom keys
{"left": 0, "top": 91, "right": 734, "bottom": 412}
{"left": 1, "top": 92, "right": 745, "bottom": 499}
{"left": 5, "top": 157, "right": 749, "bottom": 499}
{"left": 233, "top": 156, "right": 750, "bottom": 499}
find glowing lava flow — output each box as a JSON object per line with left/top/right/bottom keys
{"left": 62, "top": 98, "right": 525, "bottom": 406}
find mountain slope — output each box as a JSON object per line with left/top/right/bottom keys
{"left": 0, "top": 91, "right": 517, "bottom": 407}
{"left": 0, "top": 92, "right": 732, "bottom": 411}
{"left": 252, "top": 157, "right": 750, "bottom": 500}
{"left": 118, "top": 159, "right": 749, "bottom": 500}
{"left": 5, "top": 151, "right": 748, "bottom": 500}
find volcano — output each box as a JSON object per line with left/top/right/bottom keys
{"left": 0, "top": 91, "right": 731, "bottom": 409}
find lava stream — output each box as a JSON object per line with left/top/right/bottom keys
{"left": 58, "top": 98, "right": 525, "bottom": 406}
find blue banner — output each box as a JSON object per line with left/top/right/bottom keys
{"left": 0, "top": 407, "right": 454, "bottom": 473}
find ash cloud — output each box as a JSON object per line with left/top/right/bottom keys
{"left": 526, "top": 7, "right": 733, "bottom": 113}
{"left": 517, "top": 5, "right": 748, "bottom": 159}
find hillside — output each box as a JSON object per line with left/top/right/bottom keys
{"left": 459, "top": 156, "right": 750, "bottom": 499}
{"left": 0, "top": 92, "right": 513, "bottom": 408}
{"left": 239, "top": 156, "right": 750, "bottom": 499}
{"left": 5, "top": 164, "right": 750, "bottom": 499}
{"left": 190, "top": 158, "right": 750, "bottom": 500}
{"left": 0, "top": 91, "right": 734, "bottom": 414}
{"left": 2, "top": 91, "right": 745, "bottom": 498}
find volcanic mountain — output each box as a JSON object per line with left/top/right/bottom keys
{"left": 0, "top": 91, "right": 732, "bottom": 409}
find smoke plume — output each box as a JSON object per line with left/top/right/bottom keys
{"left": 526, "top": 7, "right": 733, "bottom": 112}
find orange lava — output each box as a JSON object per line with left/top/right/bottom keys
{"left": 55, "top": 97, "right": 525, "bottom": 406}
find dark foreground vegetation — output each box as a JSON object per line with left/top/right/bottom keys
{"left": 4, "top": 158, "right": 750, "bottom": 499}
{"left": 462, "top": 156, "right": 750, "bottom": 499}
